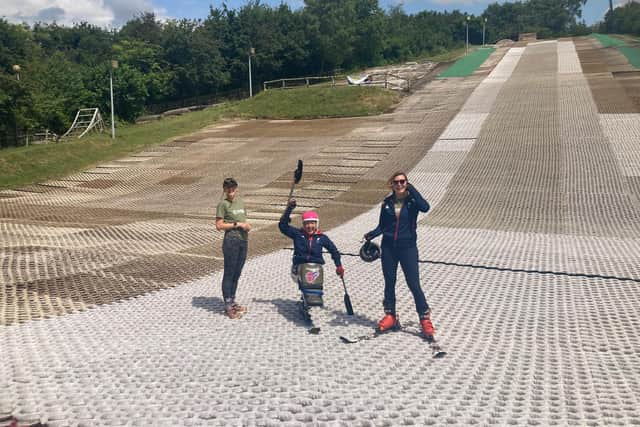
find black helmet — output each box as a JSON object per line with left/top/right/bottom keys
{"left": 359, "top": 241, "right": 381, "bottom": 262}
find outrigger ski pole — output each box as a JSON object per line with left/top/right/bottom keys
{"left": 286, "top": 160, "right": 303, "bottom": 224}
{"left": 288, "top": 159, "right": 303, "bottom": 202}
{"left": 340, "top": 277, "right": 354, "bottom": 315}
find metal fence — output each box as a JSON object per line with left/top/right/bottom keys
{"left": 263, "top": 72, "right": 411, "bottom": 92}
{"left": 263, "top": 76, "right": 338, "bottom": 90}
{"left": 5, "top": 129, "right": 60, "bottom": 148}
{"left": 144, "top": 88, "right": 248, "bottom": 115}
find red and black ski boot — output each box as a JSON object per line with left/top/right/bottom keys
{"left": 420, "top": 311, "right": 435, "bottom": 341}
{"left": 225, "top": 305, "right": 242, "bottom": 319}
{"left": 377, "top": 313, "right": 400, "bottom": 333}
{"left": 232, "top": 303, "right": 247, "bottom": 314}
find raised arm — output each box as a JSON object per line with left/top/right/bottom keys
{"left": 278, "top": 199, "right": 298, "bottom": 238}
{"left": 407, "top": 184, "right": 430, "bottom": 213}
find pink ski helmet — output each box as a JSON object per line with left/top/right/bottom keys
{"left": 302, "top": 211, "right": 319, "bottom": 226}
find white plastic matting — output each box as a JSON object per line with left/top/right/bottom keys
{"left": 558, "top": 40, "right": 583, "bottom": 74}
{"left": 600, "top": 113, "right": 640, "bottom": 177}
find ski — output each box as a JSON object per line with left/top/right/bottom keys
{"left": 340, "top": 327, "right": 446, "bottom": 358}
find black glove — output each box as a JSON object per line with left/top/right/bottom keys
{"left": 363, "top": 233, "right": 372, "bottom": 241}
{"left": 288, "top": 199, "right": 297, "bottom": 209}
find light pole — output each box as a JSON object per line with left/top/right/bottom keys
{"left": 483, "top": 18, "right": 487, "bottom": 47}
{"left": 12, "top": 64, "right": 22, "bottom": 145}
{"left": 12, "top": 64, "right": 20, "bottom": 81}
{"left": 248, "top": 47, "right": 255, "bottom": 98}
{"left": 109, "top": 60, "right": 118, "bottom": 140}
{"left": 466, "top": 16, "right": 471, "bottom": 55}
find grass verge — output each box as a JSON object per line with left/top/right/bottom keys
{"left": 0, "top": 86, "right": 399, "bottom": 190}
{"left": 230, "top": 85, "right": 400, "bottom": 119}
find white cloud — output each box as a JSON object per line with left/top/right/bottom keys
{"left": 0, "top": 0, "right": 167, "bottom": 27}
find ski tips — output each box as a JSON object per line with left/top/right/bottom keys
{"left": 339, "top": 336, "right": 357, "bottom": 343}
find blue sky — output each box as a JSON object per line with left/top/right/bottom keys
{"left": 0, "top": 0, "right": 623, "bottom": 27}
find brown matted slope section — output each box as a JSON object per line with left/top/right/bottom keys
{"left": 0, "top": 203, "right": 172, "bottom": 227}
{"left": 614, "top": 72, "right": 640, "bottom": 111}
{"left": 1, "top": 256, "right": 218, "bottom": 326}
{"left": 574, "top": 37, "right": 640, "bottom": 113}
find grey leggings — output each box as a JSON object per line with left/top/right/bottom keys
{"left": 222, "top": 234, "right": 248, "bottom": 305}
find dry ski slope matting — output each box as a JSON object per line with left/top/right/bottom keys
{"left": 2, "top": 40, "right": 640, "bottom": 426}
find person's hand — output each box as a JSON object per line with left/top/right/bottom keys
{"left": 336, "top": 265, "right": 345, "bottom": 278}
{"left": 239, "top": 222, "right": 251, "bottom": 231}
{"left": 288, "top": 199, "right": 297, "bottom": 209}
{"left": 363, "top": 233, "right": 372, "bottom": 242}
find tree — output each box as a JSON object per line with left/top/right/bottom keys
{"left": 303, "top": 0, "right": 358, "bottom": 73}
{"left": 119, "top": 12, "right": 163, "bottom": 45}
{"left": 484, "top": 0, "right": 587, "bottom": 39}
{"left": 0, "top": 74, "right": 36, "bottom": 147}
{"left": 602, "top": 2, "right": 640, "bottom": 35}
{"left": 351, "top": 0, "right": 385, "bottom": 67}
{"left": 0, "top": 19, "right": 30, "bottom": 72}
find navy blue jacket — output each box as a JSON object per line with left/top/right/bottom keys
{"left": 366, "top": 185, "right": 430, "bottom": 247}
{"left": 279, "top": 206, "right": 342, "bottom": 267}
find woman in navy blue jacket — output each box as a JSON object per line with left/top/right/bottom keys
{"left": 364, "top": 171, "right": 435, "bottom": 339}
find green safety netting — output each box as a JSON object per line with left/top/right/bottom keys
{"left": 437, "top": 48, "right": 496, "bottom": 78}
{"left": 592, "top": 34, "right": 640, "bottom": 69}
{"left": 592, "top": 33, "right": 626, "bottom": 48}
{"left": 618, "top": 46, "right": 640, "bottom": 69}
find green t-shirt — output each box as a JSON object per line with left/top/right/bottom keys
{"left": 216, "top": 197, "right": 248, "bottom": 240}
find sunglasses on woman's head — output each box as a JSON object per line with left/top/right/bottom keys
{"left": 393, "top": 179, "right": 406, "bottom": 185}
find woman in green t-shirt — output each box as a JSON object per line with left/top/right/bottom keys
{"left": 215, "top": 177, "right": 252, "bottom": 319}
